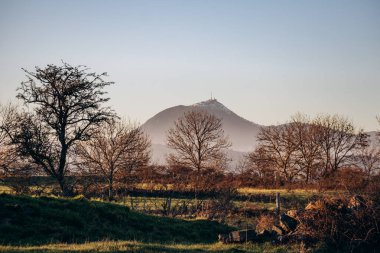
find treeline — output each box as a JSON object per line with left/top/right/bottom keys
{"left": 0, "top": 62, "right": 380, "bottom": 200}
{"left": 239, "top": 113, "right": 380, "bottom": 189}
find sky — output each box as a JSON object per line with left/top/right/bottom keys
{"left": 0, "top": 0, "right": 379, "bottom": 131}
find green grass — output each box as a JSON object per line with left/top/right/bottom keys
{"left": 0, "top": 194, "right": 232, "bottom": 246}
{"left": 0, "top": 240, "right": 305, "bottom": 253}
{"left": 237, "top": 188, "right": 341, "bottom": 199}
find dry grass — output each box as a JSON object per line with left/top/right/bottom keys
{"left": 237, "top": 188, "right": 342, "bottom": 199}
{"left": 0, "top": 240, "right": 302, "bottom": 253}
{"left": 0, "top": 185, "right": 13, "bottom": 194}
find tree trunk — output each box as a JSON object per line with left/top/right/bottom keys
{"left": 58, "top": 176, "right": 73, "bottom": 197}
{"left": 108, "top": 178, "right": 113, "bottom": 201}
{"left": 58, "top": 142, "right": 72, "bottom": 196}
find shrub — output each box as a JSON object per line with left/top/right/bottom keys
{"left": 295, "top": 195, "right": 380, "bottom": 252}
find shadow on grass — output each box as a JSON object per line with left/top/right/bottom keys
{"left": 0, "top": 194, "right": 232, "bottom": 246}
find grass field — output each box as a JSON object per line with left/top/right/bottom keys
{"left": 0, "top": 240, "right": 307, "bottom": 253}
{"left": 0, "top": 191, "right": 355, "bottom": 252}
{"left": 0, "top": 193, "right": 313, "bottom": 252}
{"left": 237, "top": 187, "right": 344, "bottom": 199}
{"left": 0, "top": 194, "right": 231, "bottom": 246}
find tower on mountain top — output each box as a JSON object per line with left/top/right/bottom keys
{"left": 210, "top": 92, "right": 216, "bottom": 101}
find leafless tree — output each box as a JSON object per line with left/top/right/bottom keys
{"left": 0, "top": 104, "right": 18, "bottom": 183}
{"left": 253, "top": 124, "right": 301, "bottom": 184}
{"left": 0, "top": 103, "right": 36, "bottom": 193}
{"left": 356, "top": 147, "right": 380, "bottom": 179}
{"left": 167, "top": 110, "right": 231, "bottom": 172}
{"left": 2, "top": 63, "right": 115, "bottom": 196}
{"left": 250, "top": 113, "right": 368, "bottom": 185}
{"left": 75, "top": 120, "right": 151, "bottom": 200}
{"left": 290, "top": 113, "right": 322, "bottom": 183}
{"left": 242, "top": 146, "right": 277, "bottom": 186}
{"left": 313, "top": 114, "right": 368, "bottom": 178}
{"left": 167, "top": 110, "right": 231, "bottom": 192}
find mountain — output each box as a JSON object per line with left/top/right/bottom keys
{"left": 142, "top": 99, "right": 379, "bottom": 168}
{"left": 141, "top": 99, "right": 262, "bottom": 167}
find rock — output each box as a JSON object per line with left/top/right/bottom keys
{"left": 305, "top": 200, "right": 325, "bottom": 211}
{"left": 348, "top": 195, "right": 366, "bottom": 209}
{"left": 218, "top": 233, "right": 235, "bottom": 244}
{"left": 277, "top": 235, "right": 288, "bottom": 244}
{"left": 256, "top": 229, "right": 274, "bottom": 241}
{"left": 228, "top": 229, "right": 257, "bottom": 243}
{"left": 280, "top": 213, "right": 298, "bottom": 232}
{"left": 286, "top": 209, "right": 299, "bottom": 218}
{"left": 272, "top": 224, "right": 285, "bottom": 235}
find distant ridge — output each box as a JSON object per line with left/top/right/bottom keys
{"left": 141, "top": 99, "right": 263, "bottom": 166}
{"left": 141, "top": 99, "right": 379, "bottom": 167}
{"left": 142, "top": 99, "right": 262, "bottom": 152}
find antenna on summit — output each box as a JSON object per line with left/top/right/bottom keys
{"left": 211, "top": 92, "right": 213, "bottom": 100}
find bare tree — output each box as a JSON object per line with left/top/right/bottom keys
{"left": 240, "top": 147, "right": 276, "bottom": 187}
{"left": 250, "top": 113, "right": 367, "bottom": 185}
{"left": 167, "top": 110, "right": 231, "bottom": 192}
{"left": 75, "top": 120, "right": 151, "bottom": 200}
{"left": 167, "top": 110, "right": 231, "bottom": 172}
{"left": 2, "top": 63, "right": 115, "bottom": 196}
{"left": 313, "top": 114, "right": 368, "bottom": 178}
{"left": 290, "top": 114, "right": 322, "bottom": 183}
{"left": 253, "top": 124, "right": 301, "bottom": 184}
{"left": 356, "top": 147, "right": 380, "bottom": 179}
{"left": 0, "top": 104, "right": 18, "bottom": 183}
{"left": 0, "top": 104, "right": 36, "bottom": 193}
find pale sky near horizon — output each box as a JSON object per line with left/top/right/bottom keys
{"left": 0, "top": 0, "right": 379, "bottom": 131}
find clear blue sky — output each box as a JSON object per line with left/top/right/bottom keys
{"left": 0, "top": 0, "right": 379, "bottom": 131}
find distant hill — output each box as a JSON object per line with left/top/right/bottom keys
{"left": 142, "top": 99, "right": 379, "bottom": 168}
{"left": 367, "top": 131, "right": 379, "bottom": 147}
{"left": 142, "top": 99, "right": 262, "bottom": 168}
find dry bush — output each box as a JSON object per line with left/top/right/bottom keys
{"left": 294, "top": 196, "right": 380, "bottom": 251}
{"left": 318, "top": 167, "right": 367, "bottom": 192}
{"left": 255, "top": 214, "right": 276, "bottom": 233}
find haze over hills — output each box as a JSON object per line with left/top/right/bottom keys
{"left": 141, "top": 99, "right": 262, "bottom": 166}
{"left": 142, "top": 99, "right": 379, "bottom": 167}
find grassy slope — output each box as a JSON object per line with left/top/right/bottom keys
{"left": 0, "top": 194, "right": 231, "bottom": 246}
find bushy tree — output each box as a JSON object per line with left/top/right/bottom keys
{"left": 1, "top": 63, "right": 115, "bottom": 196}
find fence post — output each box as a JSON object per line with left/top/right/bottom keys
{"left": 276, "top": 192, "right": 281, "bottom": 214}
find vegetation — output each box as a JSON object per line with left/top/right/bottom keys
{"left": 75, "top": 119, "right": 151, "bottom": 200}
{"left": 167, "top": 109, "right": 231, "bottom": 175}
{"left": 0, "top": 240, "right": 304, "bottom": 253}
{"left": 0, "top": 194, "right": 231, "bottom": 246}
{"left": 0, "top": 63, "right": 115, "bottom": 196}
{"left": 243, "top": 114, "right": 368, "bottom": 186}
{"left": 1, "top": 62, "right": 380, "bottom": 252}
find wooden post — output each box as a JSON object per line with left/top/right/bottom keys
{"left": 130, "top": 197, "right": 134, "bottom": 210}
{"left": 276, "top": 192, "right": 280, "bottom": 214}
{"left": 167, "top": 197, "right": 172, "bottom": 215}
